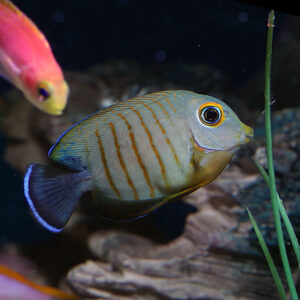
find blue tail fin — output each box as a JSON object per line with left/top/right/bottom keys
{"left": 24, "top": 164, "right": 91, "bottom": 233}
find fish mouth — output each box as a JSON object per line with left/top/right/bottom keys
{"left": 33, "top": 102, "right": 64, "bottom": 115}
{"left": 48, "top": 108, "right": 64, "bottom": 116}
{"left": 43, "top": 102, "right": 66, "bottom": 115}
{"left": 241, "top": 124, "right": 254, "bottom": 144}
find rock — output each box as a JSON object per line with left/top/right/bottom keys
{"left": 68, "top": 256, "right": 281, "bottom": 300}
{"left": 67, "top": 164, "right": 289, "bottom": 299}
{"left": 66, "top": 108, "right": 300, "bottom": 299}
{"left": 236, "top": 108, "right": 300, "bottom": 248}
{"left": 254, "top": 146, "right": 297, "bottom": 174}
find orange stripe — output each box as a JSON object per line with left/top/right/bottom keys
{"left": 159, "top": 92, "right": 177, "bottom": 113}
{"left": 0, "top": 264, "right": 79, "bottom": 299}
{"left": 140, "top": 102, "right": 180, "bottom": 167}
{"left": 165, "top": 137, "right": 180, "bottom": 166}
{"left": 130, "top": 107, "right": 169, "bottom": 186}
{"left": 173, "top": 92, "right": 178, "bottom": 102}
{"left": 145, "top": 95, "right": 170, "bottom": 119}
{"left": 109, "top": 122, "right": 139, "bottom": 200}
{"left": 117, "top": 113, "right": 155, "bottom": 198}
{"left": 165, "top": 97, "right": 177, "bottom": 113}
{"left": 94, "top": 129, "right": 121, "bottom": 199}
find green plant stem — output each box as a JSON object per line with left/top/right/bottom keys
{"left": 246, "top": 207, "right": 287, "bottom": 300}
{"left": 255, "top": 161, "right": 300, "bottom": 267}
{"left": 264, "top": 11, "right": 298, "bottom": 299}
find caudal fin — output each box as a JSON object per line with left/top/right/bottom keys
{"left": 24, "top": 164, "right": 91, "bottom": 233}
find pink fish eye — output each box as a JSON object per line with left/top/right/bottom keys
{"left": 37, "top": 87, "right": 50, "bottom": 101}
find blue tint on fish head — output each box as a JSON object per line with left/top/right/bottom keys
{"left": 186, "top": 95, "right": 253, "bottom": 152}
{"left": 48, "top": 110, "right": 99, "bottom": 171}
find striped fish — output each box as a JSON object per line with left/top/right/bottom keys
{"left": 24, "top": 90, "right": 253, "bottom": 232}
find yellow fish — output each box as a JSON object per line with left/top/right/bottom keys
{"left": 0, "top": 0, "right": 69, "bottom": 115}
{"left": 0, "top": 263, "right": 80, "bottom": 300}
{"left": 24, "top": 90, "right": 253, "bottom": 232}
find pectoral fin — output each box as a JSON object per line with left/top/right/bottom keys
{"left": 0, "top": 49, "right": 21, "bottom": 85}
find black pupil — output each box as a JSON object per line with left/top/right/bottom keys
{"left": 204, "top": 108, "right": 219, "bottom": 123}
{"left": 39, "top": 88, "right": 49, "bottom": 99}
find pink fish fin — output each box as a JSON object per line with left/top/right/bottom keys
{"left": 0, "top": 0, "right": 18, "bottom": 12}
{"left": 0, "top": 48, "right": 21, "bottom": 85}
{"left": 0, "top": 263, "right": 33, "bottom": 286}
{"left": 0, "top": 0, "right": 51, "bottom": 49}
{"left": 0, "top": 263, "right": 80, "bottom": 299}
{"left": 0, "top": 63, "right": 10, "bottom": 82}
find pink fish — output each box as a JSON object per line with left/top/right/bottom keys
{"left": 0, "top": 263, "right": 80, "bottom": 300}
{"left": 0, "top": 0, "right": 69, "bottom": 115}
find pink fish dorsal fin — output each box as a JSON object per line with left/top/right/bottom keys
{"left": 0, "top": 263, "right": 80, "bottom": 299}
{"left": 0, "top": 0, "right": 18, "bottom": 13}
{"left": 0, "top": 0, "right": 50, "bottom": 49}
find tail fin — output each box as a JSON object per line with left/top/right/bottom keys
{"left": 24, "top": 164, "right": 91, "bottom": 233}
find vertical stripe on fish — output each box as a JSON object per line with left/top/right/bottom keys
{"left": 94, "top": 128, "right": 121, "bottom": 199}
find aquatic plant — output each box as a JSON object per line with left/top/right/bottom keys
{"left": 247, "top": 10, "right": 300, "bottom": 300}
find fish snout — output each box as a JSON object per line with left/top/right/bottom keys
{"left": 41, "top": 100, "right": 65, "bottom": 115}
{"left": 240, "top": 123, "right": 254, "bottom": 144}
{"left": 44, "top": 81, "right": 69, "bottom": 115}
{"left": 48, "top": 107, "right": 64, "bottom": 115}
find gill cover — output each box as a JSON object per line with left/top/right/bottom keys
{"left": 189, "top": 96, "right": 252, "bottom": 151}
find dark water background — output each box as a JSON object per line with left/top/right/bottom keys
{"left": 0, "top": 0, "right": 287, "bottom": 244}
{"left": 2, "top": 0, "right": 283, "bottom": 87}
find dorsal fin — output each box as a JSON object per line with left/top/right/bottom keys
{"left": 0, "top": 0, "right": 19, "bottom": 14}
{"left": 47, "top": 91, "right": 179, "bottom": 171}
{"left": 0, "top": 0, "right": 50, "bottom": 48}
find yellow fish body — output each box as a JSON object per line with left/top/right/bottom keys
{"left": 0, "top": 0, "right": 69, "bottom": 115}
{"left": 24, "top": 90, "right": 253, "bottom": 232}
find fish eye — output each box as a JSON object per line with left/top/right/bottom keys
{"left": 199, "top": 103, "right": 223, "bottom": 126}
{"left": 37, "top": 82, "right": 52, "bottom": 101}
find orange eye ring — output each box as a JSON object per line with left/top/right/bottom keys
{"left": 37, "top": 81, "right": 52, "bottom": 102}
{"left": 198, "top": 102, "right": 225, "bottom": 127}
